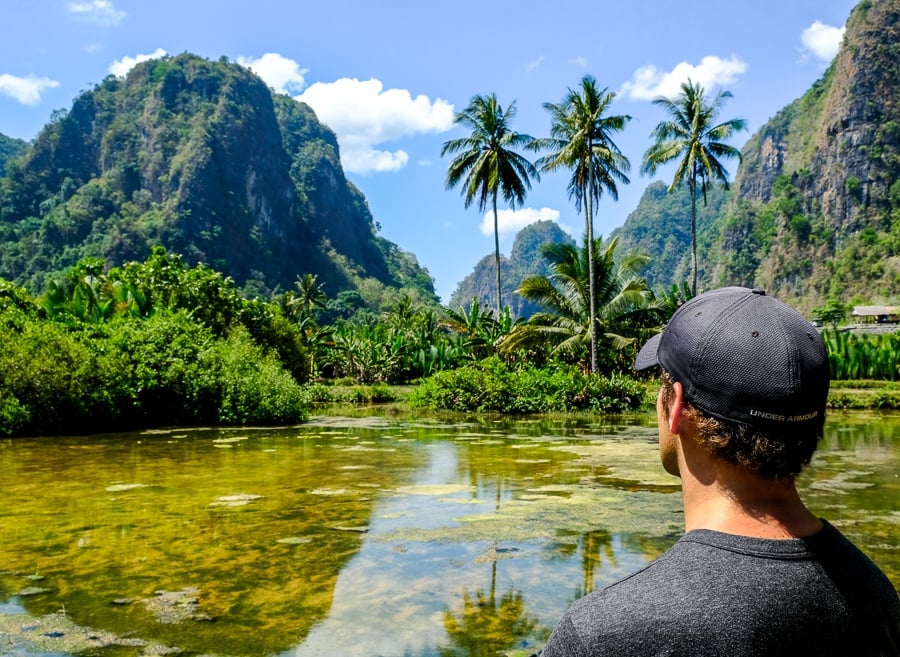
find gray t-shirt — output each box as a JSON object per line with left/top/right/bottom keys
{"left": 541, "top": 521, "right": 899, "bottom": 656}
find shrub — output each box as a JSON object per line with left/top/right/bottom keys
{"left": 201, "top": 328, "right": 310, "bottom": 425}
{"left": 0, "top": 320, "right": 95, "bottom": 435}
{"left": 409, "top": 357, "right": 648, "bottom": 414}
{"left": 871, "top": 392, "right": 900, "bottom": 410}
{"left": 0, "top": 309, "right": 311, "bottom": 436}
{"left": 97, "top": 311, "right": 218, "bottom": 426}
{"left": 0, "top": 390, "right": 29, "bottom": 436}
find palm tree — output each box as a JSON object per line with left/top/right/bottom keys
{"left": 286, "top": 273, "right": 328, "bottom": 323}
{"left": 441, "top": 94, "right": 539, "bottom": 314}
{"left": 641, "top": 78, "right": 746, "bottom": 295}
{"left": 535, "top": 76, "right": 631, "bottom": 373}
{"left": 503, "top": 237, "right": 661, "bottom": 369}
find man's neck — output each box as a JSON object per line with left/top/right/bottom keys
{"left": 677, "top": 439, "right": 822, "bottom": 539}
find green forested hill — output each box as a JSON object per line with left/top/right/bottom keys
{"left": 448, "top": 220, "right": 574, "bottom": 317}
{"left": 614, "top": 0, "right": 899, "bottom": 311}
{"left": 0, "top": 53, "right": 436, "bottom": 306}
{"left": 611, "top": 182, "right": 728, "bottom": 293}
{"left": 0, "top": 134, "right": 27, "bottom": 177}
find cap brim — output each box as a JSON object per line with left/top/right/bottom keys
{"left": 634, "top": 333, "right": 662, "bottom": 371}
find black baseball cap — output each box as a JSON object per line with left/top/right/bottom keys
{"left": 635, "top": 286, "right": 830, "bottom": 429}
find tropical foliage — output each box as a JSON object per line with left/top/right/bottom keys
{"left": 441, "top": 296, "right": 518, "bottom": 362}
{"left": 409, "top": 357, "right": 647, "bottom": 414}
{"left": 821, "top": 330, "right": 900, "bottom": 381}
{"left": 503, "top": 237, "right": 662, "bottom": 373}
{"left": 0, "top": 251, "right": 313, "bottom": 437}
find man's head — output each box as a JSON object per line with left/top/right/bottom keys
{"left": 636, "top": 287, "right": 830, "bottom": 478}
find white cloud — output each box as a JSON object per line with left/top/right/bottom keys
{"left": 0, "top": 74, "right": 59, "bottom": 105}
{"left": 237, "top": 53, "right": 307, "bottom": 94}
{"left": 108, "top": 48, "right": 167, "bottom": 77}
{"left": 295, "top": 76, "right": 455, "bottom": 175}
{"left": 480, "top": 207, "right": 563, "bottom": 237}
{"left": 569, "top": 56, "right": 588, "bottom": 69}
{"left": 67, "top": 0, "right": 125, "bottom": 26}
{"left": 525, "top": 55, "right": 546, "bottom": 73}
{"left": 620, "top": 55, "right": 748, "bottom": 100}
{"left": 800, "top": 21, "right": 845, "bottom": 62}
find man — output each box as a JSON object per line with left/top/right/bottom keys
{"left": 541, "top": 286, "right": 900, "bottom": 657}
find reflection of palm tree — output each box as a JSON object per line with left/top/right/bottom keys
{"left": 579, "top": 530, "right": 615, "bottom": 597}
{"left": 551, "top": 529, "right": 617, "bottom": 599}
{"left": 441, "top": 586, "right": 536, "bottom": 657}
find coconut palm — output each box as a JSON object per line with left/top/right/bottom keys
{"left": 503, "top": 237, "right": 661, "bottom": 370}
{"left": 441, "top": 94, "right": 539, "bottom": 314}
{"left": 286, "top": 273, "right": 328, "bottom": 323}
{"left": 535, "top": 76, "right": 631, "bottom": 373}
{"left": 641, "top": 78, "right": 746, "bottom": 295}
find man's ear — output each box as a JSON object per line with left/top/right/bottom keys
{"left": 668, "top": 381, "right": 685, "bottom": 435}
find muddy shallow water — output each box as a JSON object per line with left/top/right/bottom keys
{"left": 1, "top": 410, "right": 897, "bottom": 657}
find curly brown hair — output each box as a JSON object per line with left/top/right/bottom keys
{"left": 660, "top": 371, "right": 823, "bottom": 479}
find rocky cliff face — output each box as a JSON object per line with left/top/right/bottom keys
{"left": 710, "top": 0, "right": 900, "bottom": 308}
{"left": 613, "top": 0, "right": 899, "bottom": 310}
{"left": 807, "top": 0, "right": 899, "bottom": 229}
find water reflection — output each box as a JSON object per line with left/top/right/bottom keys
{"left": 442, "top": 585, "right": 536, "bottom": 657}
{"left": 0, "top": 411, "right": 896, "bottom": 657}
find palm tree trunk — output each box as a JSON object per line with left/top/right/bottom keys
{"left": 492, "top": 193, "right": 503, "bottom": 315}
{"left": 689, "top": 177, "right": 698, "bottom": 296}
{"left": 586, "top": 183, "right": 599, "bottom": 374}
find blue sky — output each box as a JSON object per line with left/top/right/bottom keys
{"left": 1, "top": 0, "right": 857, "bottom": 302}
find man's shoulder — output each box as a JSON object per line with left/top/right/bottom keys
{"left": 557, "top": 523, "right": 899, "bottom": 656}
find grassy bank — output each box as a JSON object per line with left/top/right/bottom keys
{"left": 827, "top": 380, "right": 900, "bottom": 410}
{"left": 307, "top": 379, "right": 900, "bottom": 415}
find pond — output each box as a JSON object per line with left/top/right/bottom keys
{"left": 0, "top": 409, "right": 897, "bottom": 657}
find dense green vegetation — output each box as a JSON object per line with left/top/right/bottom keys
{"left": 0, "top": 237, "right": 665, "bottom": 435}
{"left": 0, "top": 133, "right": 26, "bottom": 177}
{"left": 822, "top": 330, "right": 900, "bottom": 381}
{"left": 409, "top": 357, "right": 645, "bottom": 414}
{"left": 0, "top": 241, "right": 896, "bottom": 437}
{"left": 0, "top": 249, "right": 311, "bottom": 436}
